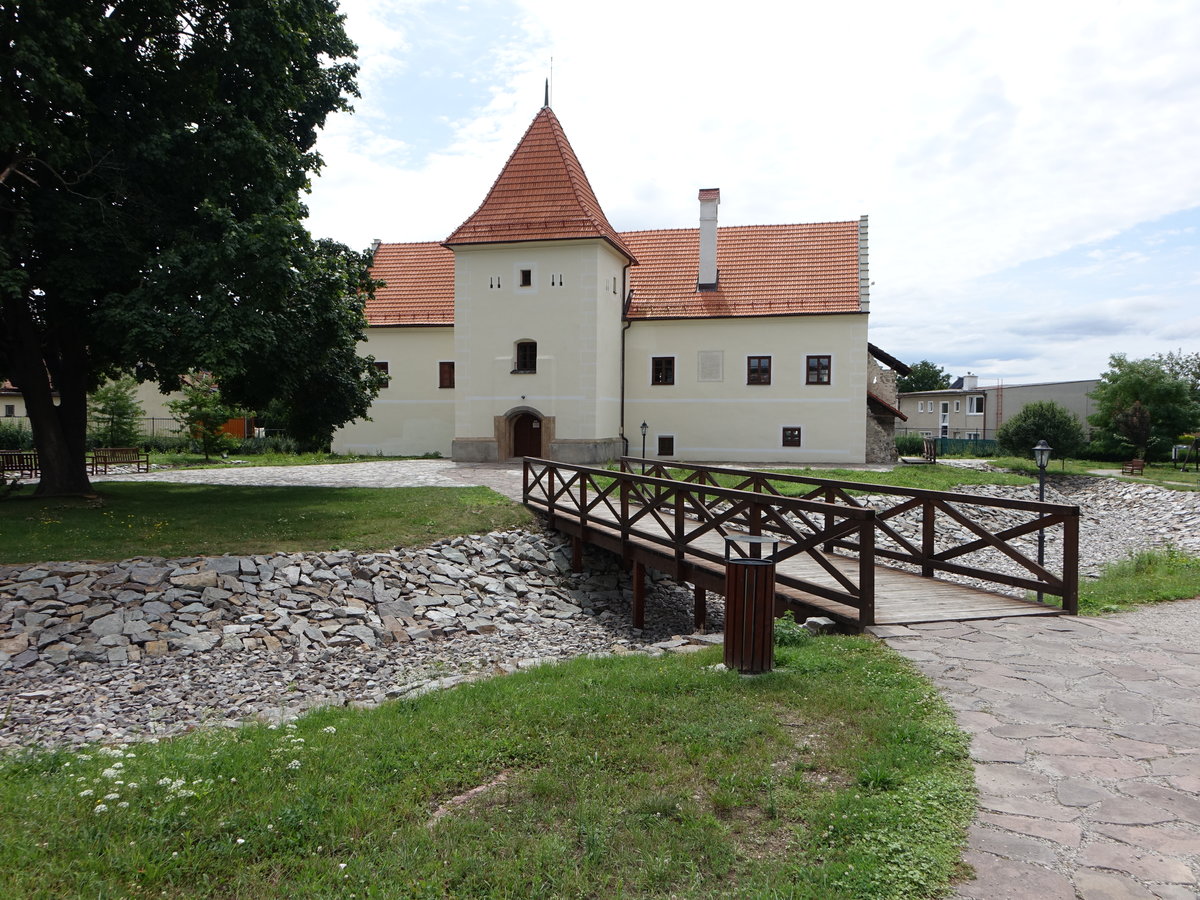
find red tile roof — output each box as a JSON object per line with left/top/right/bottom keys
{"left": 364, "top": 242, "right": 454, "bottom": 326}
{"left": 365, "top": 108, "right": 863, "bottom": 326}
{"left": 364, "top": 221, "right": 862, "bottom": 325}
{"left": 444, "top": 107, "right": 635, "bottom": 262}
{"left": 624, "top": 222, "right": 861, "bottom": 319}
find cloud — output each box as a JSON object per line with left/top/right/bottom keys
{"left": 306, "top": 0, "right": 1200, "bottom": 386}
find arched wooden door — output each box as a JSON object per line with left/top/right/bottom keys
{"left": 512, "top": 413, "right": 542, "bottom": 458}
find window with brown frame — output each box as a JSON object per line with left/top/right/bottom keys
{"left": 514, "top": 341, "right": 537, "bottom": 373}
{"left": 519, "top": 269, "right": 532, "bottom": 287}
{"left": 747, "top": 356, "right": 771, "bottom": 385}
{"left": 374, "top": 360, "right": 390, "bottom": 387}
{"left": 806, "top": 355, "right": 831, "bottom": 385}
{"left": 438, "top": 361, "right": 455, "bottom": 389}
{"left": 782, "top": 427, "right": 802, "bottom": 447}
{"left": 657, "top": 435, "right": 675, "bottom": 456}
{"left": 651, "top": 356, "right": 675, "bottom": 385}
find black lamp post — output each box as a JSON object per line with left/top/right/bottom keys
{"left": 1033, "top": 439, "right": 1052, "bottom": 601}
{"left": 640, "top": 421, "right": 648, "bottom": 474}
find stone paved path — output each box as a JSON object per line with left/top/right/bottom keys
{"left": 873, "top": 615, "right": 1200, "bottom": 899}
{"left": 92, "top": 459, "right": 526, "bottom": 500}
{"left": 92, "top": 461, "right": 1200, "bottom": 896}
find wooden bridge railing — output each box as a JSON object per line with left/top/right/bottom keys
{"left": 618, "top": 458, "right": 1080, "bottom": 614}
{"left": 524, "top": 457, "right": 879, "bottom": 622}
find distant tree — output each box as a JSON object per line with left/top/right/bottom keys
{"left": 88, "top": 376, "right": 144, "bottom": 448}
{"left": 168, "top": 373, "right": 241, "bottom": 461}
{"left": 1153, "top": 349, "right": 1200, "bottom": 397}
{"left": 1088, "top": 354, "right": 1200, "bottom": 460}
{"left": 996, "top": 401, "right": 1087, "bottom": 459}
{"left": 897, "top": 360, "right": 952, "bottom": 393}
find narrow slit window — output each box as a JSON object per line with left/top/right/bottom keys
{"left": 438, "top": 361, "right": 455, "bottom": 389}
{"left": 520, "top": 269, "right": 532, "bottom": 287}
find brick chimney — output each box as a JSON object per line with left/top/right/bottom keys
{"left": 698, "top": 188, "right": 720, "bottom": 291}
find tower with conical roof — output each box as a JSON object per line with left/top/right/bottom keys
{"left": 447, "top": 106, "right": 633, "bottom": 463}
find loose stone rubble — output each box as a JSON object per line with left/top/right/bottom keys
{"left": 3, "top": 471, "right": 1197, "bottom": 751}
{"left": 0, "top": 528, "right": 723, "bottom": 749}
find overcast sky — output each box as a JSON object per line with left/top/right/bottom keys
{"left": 304, "top": 0, "right": 1200, "bottom": 386}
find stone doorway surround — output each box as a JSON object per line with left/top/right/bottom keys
{"left": 496, "top": 407, "right": 554, "bottom": 460}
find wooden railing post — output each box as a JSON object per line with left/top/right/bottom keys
{"left": 547, "top": 466, "right": 555, "bottom": 521}
{"left": 620, "top": 472, "right": 630, "bottom": 544}
{"left": 522, "top": 459, "right": 530, "bottom": 501}
{"left": 1062, "top": 512, "right": 1079, "bottom": 615}
{"left": 823, "top": 487, "right": 835, "bottom": 553}
{"left": 749, "top": 499, "right": 762, "bottom": 558}
{"left": 675, "top": 485, "right": 686, "bottom": 572}
{"left": 859, "top": 515, "right": 876, "bottom": 626}
{"left": 921, "top": 499, "right": 935, "bottom": 577}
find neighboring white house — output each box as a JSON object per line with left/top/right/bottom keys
{"left": 334, "top": 105, "right": 904, "bottom": 464}
{"left": 899, "top": 374, "right": 1101, "bottom": 440}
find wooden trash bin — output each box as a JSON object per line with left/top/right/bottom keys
{"left": 724, "top": 536, "right": 779, "bottom": 674}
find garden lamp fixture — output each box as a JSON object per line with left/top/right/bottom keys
{"left": 640, "top": 421, "right": 648, "bottom": 473}
{"left": 1033, "top": 440, "right": 1052, "bottom": 472}
{"left": 1033, "top": 439, "right": 1052, "bottom": 601}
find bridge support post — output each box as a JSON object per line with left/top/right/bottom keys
{"left": 571, "top": 536, "right": 583, "bottom": 573}
{"left": 632, "top": 561, "right": 646, "bottom": 629}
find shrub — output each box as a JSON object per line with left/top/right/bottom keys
{"left": 0, "top": 420, "right": 35, "bottom": 450}
{"left": 996, "top": 401, "right": 1086, "bottom": 459}
{"left": 894, "top": 433, "right": 925, "bottom": 456}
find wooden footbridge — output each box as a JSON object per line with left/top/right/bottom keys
{"left": 522, "top": 458, "right": 1080, "bottom": 631}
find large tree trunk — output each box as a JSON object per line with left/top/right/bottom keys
{"left": 5, "top": 298, "right": 93, "bottom": 496}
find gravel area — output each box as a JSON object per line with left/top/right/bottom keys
{"left": 3, "top": 465, "right": 1198, "bottom": 754}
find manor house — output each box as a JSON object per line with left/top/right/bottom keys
{"left": 333, "top": 105, "right": 905, "bottom": 464}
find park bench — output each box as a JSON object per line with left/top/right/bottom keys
{"left": 90, "top": 447, "right": 151, "bottom": 475}
{"left": 0, "top": 450, "right": 39, "bottom": 480}
{"left": 1121, "top": 458, "right": 1145, "bottom": 476}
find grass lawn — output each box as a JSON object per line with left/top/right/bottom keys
{"left": 1079, "top": 548, "right": 1200, "bottom": 615}
{"left": 991, "top": 455, "right": 1200, "bottom": 491}
{"left": 0, "top": 637, "right": 974, "bottom": 899}
{"left": 0, "top": 483, "right": 531, "bottom": 565}
{"left": 764, "top": 465, "right": 1033, "bottom": 493}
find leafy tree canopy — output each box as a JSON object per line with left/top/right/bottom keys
{"left": 995, "top": 400, "right": 1087, "bottom": 460}
{"left": 1088, "top": 354, "right": 1200, "bottom": 460}
{"left": 1153, "top": 349, "right": 1200, "bottom": 397}
{"left": 0, "top": 0, "right": 385, "bottom": 495}
{"left": 897, "top": 360, "right": 952, "bottom": 393}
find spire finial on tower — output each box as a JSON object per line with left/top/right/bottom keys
{"left": 544, "top": 77, "right": 549, "bottom": 108}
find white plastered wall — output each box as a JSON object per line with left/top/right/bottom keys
{"left": 624, "top": 314, "right": 869, "bottom": 464}
{"left": 452, "top": 240, "right": 626, "bottom": 443}
{"left": 331, "top": 326, "right": 454, "bottom": 456}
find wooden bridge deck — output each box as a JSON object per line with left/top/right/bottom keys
{"left": 524, "top": 458, "right": 1078, "bottom": 631}
{"left": 551, "top": 494, "right": 1062, "bottom": 627}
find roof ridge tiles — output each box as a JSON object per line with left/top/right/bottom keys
{"left": 443, "top": 107, "right": 636, "bottom": 262}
